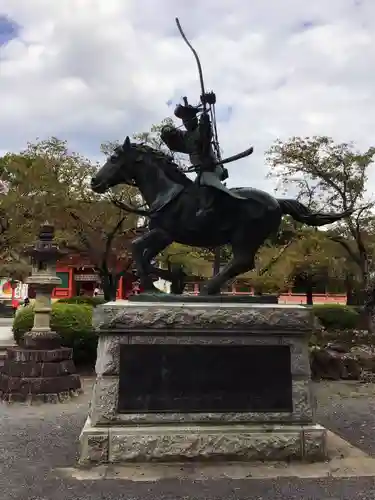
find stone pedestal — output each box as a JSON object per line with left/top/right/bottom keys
{"left": 0, "top": 346, "right": 81, "bottom": 403}
{"left": 79, "top": 301, "right": 327, "bottom": 464}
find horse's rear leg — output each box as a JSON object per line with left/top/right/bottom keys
{"left": 200, "top": 239, "right": 257, "bottom": 296}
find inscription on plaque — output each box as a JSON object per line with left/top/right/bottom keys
{"left": 118, "top": 344, "right": 293, "bottom": 413}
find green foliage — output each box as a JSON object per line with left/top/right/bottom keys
{"left": 241, "top": 244, "right": 294, "bottom": 292}
{"left": 312, "top": 304, "right": 359, "bottom": 330}
{"left": 0, "top": 262, "right": 31, "bottom": 281}
{"left": 266, "top": 135, "right": 375, "bottom": 289}
{"left": 0, "top": 137, "right": 140, "bottom": 301}
{"left": 101, "top": 118, "right": 187, "bottom": 167}
{"left": 13, "top": 303, "right": 97, "bottom": 366}
{"left": 57, "top": 296, "right": 106, "bottom": 307}
{"left": 266, "top": 136, "right": 375, "bottom": 209}
{"left": 158, "top": 243, "right": 214, "bottom": 278}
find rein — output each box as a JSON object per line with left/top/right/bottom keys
{"left": 110, "top": 196, "right": 152, "bottom": 216}
{"left": 110, "top": 142, "right": 191, "bottom": 216}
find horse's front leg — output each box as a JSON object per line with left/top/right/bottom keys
{"left": 131, "top": 228, "right": 172, "bottom": 291}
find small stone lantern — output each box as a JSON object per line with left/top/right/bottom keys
{"left": 0, "top": 223, "right": 81, "bottom": 403}
{"left": 23, "top": 222, "right": 65, "bottom": 349}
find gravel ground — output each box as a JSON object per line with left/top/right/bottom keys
{"left": 2, "top": 379, "right": 375, "bottom": 500}
{"left": 317, "top": 381, "right": 375, "bottom": 457}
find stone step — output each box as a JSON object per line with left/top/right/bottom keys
{"left": 0, "top": 342, "right": 16, "bottom": 350}
{"left": 0, "top": 351, "right": 6, "bottom": 369}
{"left": 0, "top": 342, "right": 15, "bottom": 368}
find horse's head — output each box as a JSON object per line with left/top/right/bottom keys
{"left": 91, "top": 136, "right": 137, "bottom": 193}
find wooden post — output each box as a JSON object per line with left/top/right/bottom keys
{"left": 118, "top": 276, "right": 124, "bottom": 299}
{"left": 68, "top": 267, "right": 74, "bottom": 297}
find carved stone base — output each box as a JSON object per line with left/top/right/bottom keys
{"left": 80, "top": 301, "right": 327, "bottom": 464}
{"left": 23, "top": 329, "right": 61, "bottom": 350}
{"left": 0, "top": 346, "right": 82, "bottom": 403}
{"left": 79, "top": 417, "right": 327, "bottom": 464}
{"left": 129, "top": 293, "right": 279, "bottom": 304}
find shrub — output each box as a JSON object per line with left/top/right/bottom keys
{"left": 57, "top": 296, "right": 106, "bottom": 307}
{"left": 312, "top": 304, "right": 360, "bottom": 331}
{"left": 13, "top": 303, "right": 97, "bottom": 366}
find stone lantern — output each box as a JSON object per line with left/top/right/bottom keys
{"left": 23, "top": 222, "right": 65, "bottom": 349}
{"left": 0, "top": 223, "right": 81, "bottom": 403}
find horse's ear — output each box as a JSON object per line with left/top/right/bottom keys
{"left": 123, "top": 136, "right": 131, "bottom": 150}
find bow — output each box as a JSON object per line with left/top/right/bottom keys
{"left": 175, "top": 18, "right": 207, "bottom": 113}
{"left": 175, "top": 18, "right": 221, "bottom": 161}
{"left": 175, "top": 18, "right": 254, "bottom": 168}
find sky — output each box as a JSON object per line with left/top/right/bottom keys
{"left": 0, "top": 0, "right": 374, "bottom": 191}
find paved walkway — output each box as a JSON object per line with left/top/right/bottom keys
{"left": 1, "top": 379, "right": 375, "bottom": 499}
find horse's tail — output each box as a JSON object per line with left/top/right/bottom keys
{"left": 278, "top": 199, "right": 352, "bottom": 226}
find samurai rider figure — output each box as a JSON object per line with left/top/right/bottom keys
{"left": 161, "top": 94, "right": 245, "bottom": 221}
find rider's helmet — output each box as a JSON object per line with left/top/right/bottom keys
{"left": 174, "top": 96, "right": 199, "bottom": 121}
{"left": 174, "top": 103, "right": 199, "bottom": 120}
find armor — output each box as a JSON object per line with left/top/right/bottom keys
{"left": 159, "top": 19, "right": 250, "bottom": 219}
{"left": 161, "top": 101, "right": 245, "bottom": 220}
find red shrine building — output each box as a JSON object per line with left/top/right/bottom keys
{"left": 2, "top": 253, "right": 346, "bottom": 306}
{"left": 0, "top": 254, "right": 137, "bottom": 304}
{"left": 47, "top": 253, "right": 137, "bottom": 300}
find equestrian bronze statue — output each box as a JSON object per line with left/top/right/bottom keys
{"left": 91, "top": 18, "right": 352, "bottom": 295}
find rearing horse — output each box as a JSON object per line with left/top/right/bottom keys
{"left": 91, "top": 137, "right": 351, "bottom": 295}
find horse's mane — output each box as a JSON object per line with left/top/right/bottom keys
{"left": 130, "top": 142, "right": 192, "bottom": 187}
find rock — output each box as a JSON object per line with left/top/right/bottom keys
{"left": 342, "top": 353, "right": 363, "bottom": 380}
{"left": 312, "top": 315, "right": 325, "bottom": 333}
{"left": 310, "top": 346, "right": 362, "bottom": 381}
{"left": 350, "top": 345, "right": 375, "bottom": 372}
{"left": 360, "top": 370, "right": 375, "bottom": 383}
{"left": 326, "top": 341, "right": 349, "bottom": 353}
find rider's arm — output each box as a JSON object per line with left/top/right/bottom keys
{"left": 161, "top": 125, "right": 189, "bottom": 153}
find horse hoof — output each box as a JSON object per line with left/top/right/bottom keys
{"left": 199, "top": 289, "right": 217, "bottom": 296}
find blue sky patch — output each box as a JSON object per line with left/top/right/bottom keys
{"left": 301, "top": 20, "right": 315, "bottom": 29}
{"left": 0, "top": 15, "right": 20, "bottom": 46}
{"left": 291, "top": 20, "right": 319, "bottom": 33}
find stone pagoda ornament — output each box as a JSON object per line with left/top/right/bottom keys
{"left": 0, "top": 223, "right": 81, "bottom": 403}
{"left": 23, "top": 222, "right": 65, "bottom": 349}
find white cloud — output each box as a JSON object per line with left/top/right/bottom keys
{"left": 0, "top": 0, "right": 375, "bottom": 191}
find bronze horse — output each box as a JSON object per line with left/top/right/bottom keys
{"left": 91, "top": 137, "right": 351, "bottom": 295}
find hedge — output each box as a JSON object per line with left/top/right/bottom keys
{"left": 57, "top": 296, "right": 106, "bottom": 307}
{"left": 13, "top": 303, "right": 97, "bottom": 366}
{"left": 312, "top": 304, "right": 360, "bottom": 331}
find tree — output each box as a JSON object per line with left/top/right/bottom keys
{"left": 0, "top": 138, "right": 140, "bottom": 300}
{"left": 0, "top": 160, "right": 39, "bottom": 274}
{"left": 65, "top": 199, "right": 139, "bottom": 301}
{"left": 0, "top": 181, "right": 11, "bottom": 258}
{"left": 281, "top": 228, "right": 346, "bottom": 305}
{"left": 266, "top": 136, "right": 375, "bottom": 296}
{"left": 242, "top": 245, "right": 294, "bottom": 294}
{"left": 0, "top": 262, "right": 31, "bottom": 285}
{"left": 158, "top": 243, "right": 213, "bottom": 278}
{"left": 240, "top": 220, "right": 351, "bottom": 303}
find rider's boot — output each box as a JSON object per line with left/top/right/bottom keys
{"left": 196, "top": 188, "right": 214, "bottom": 220}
